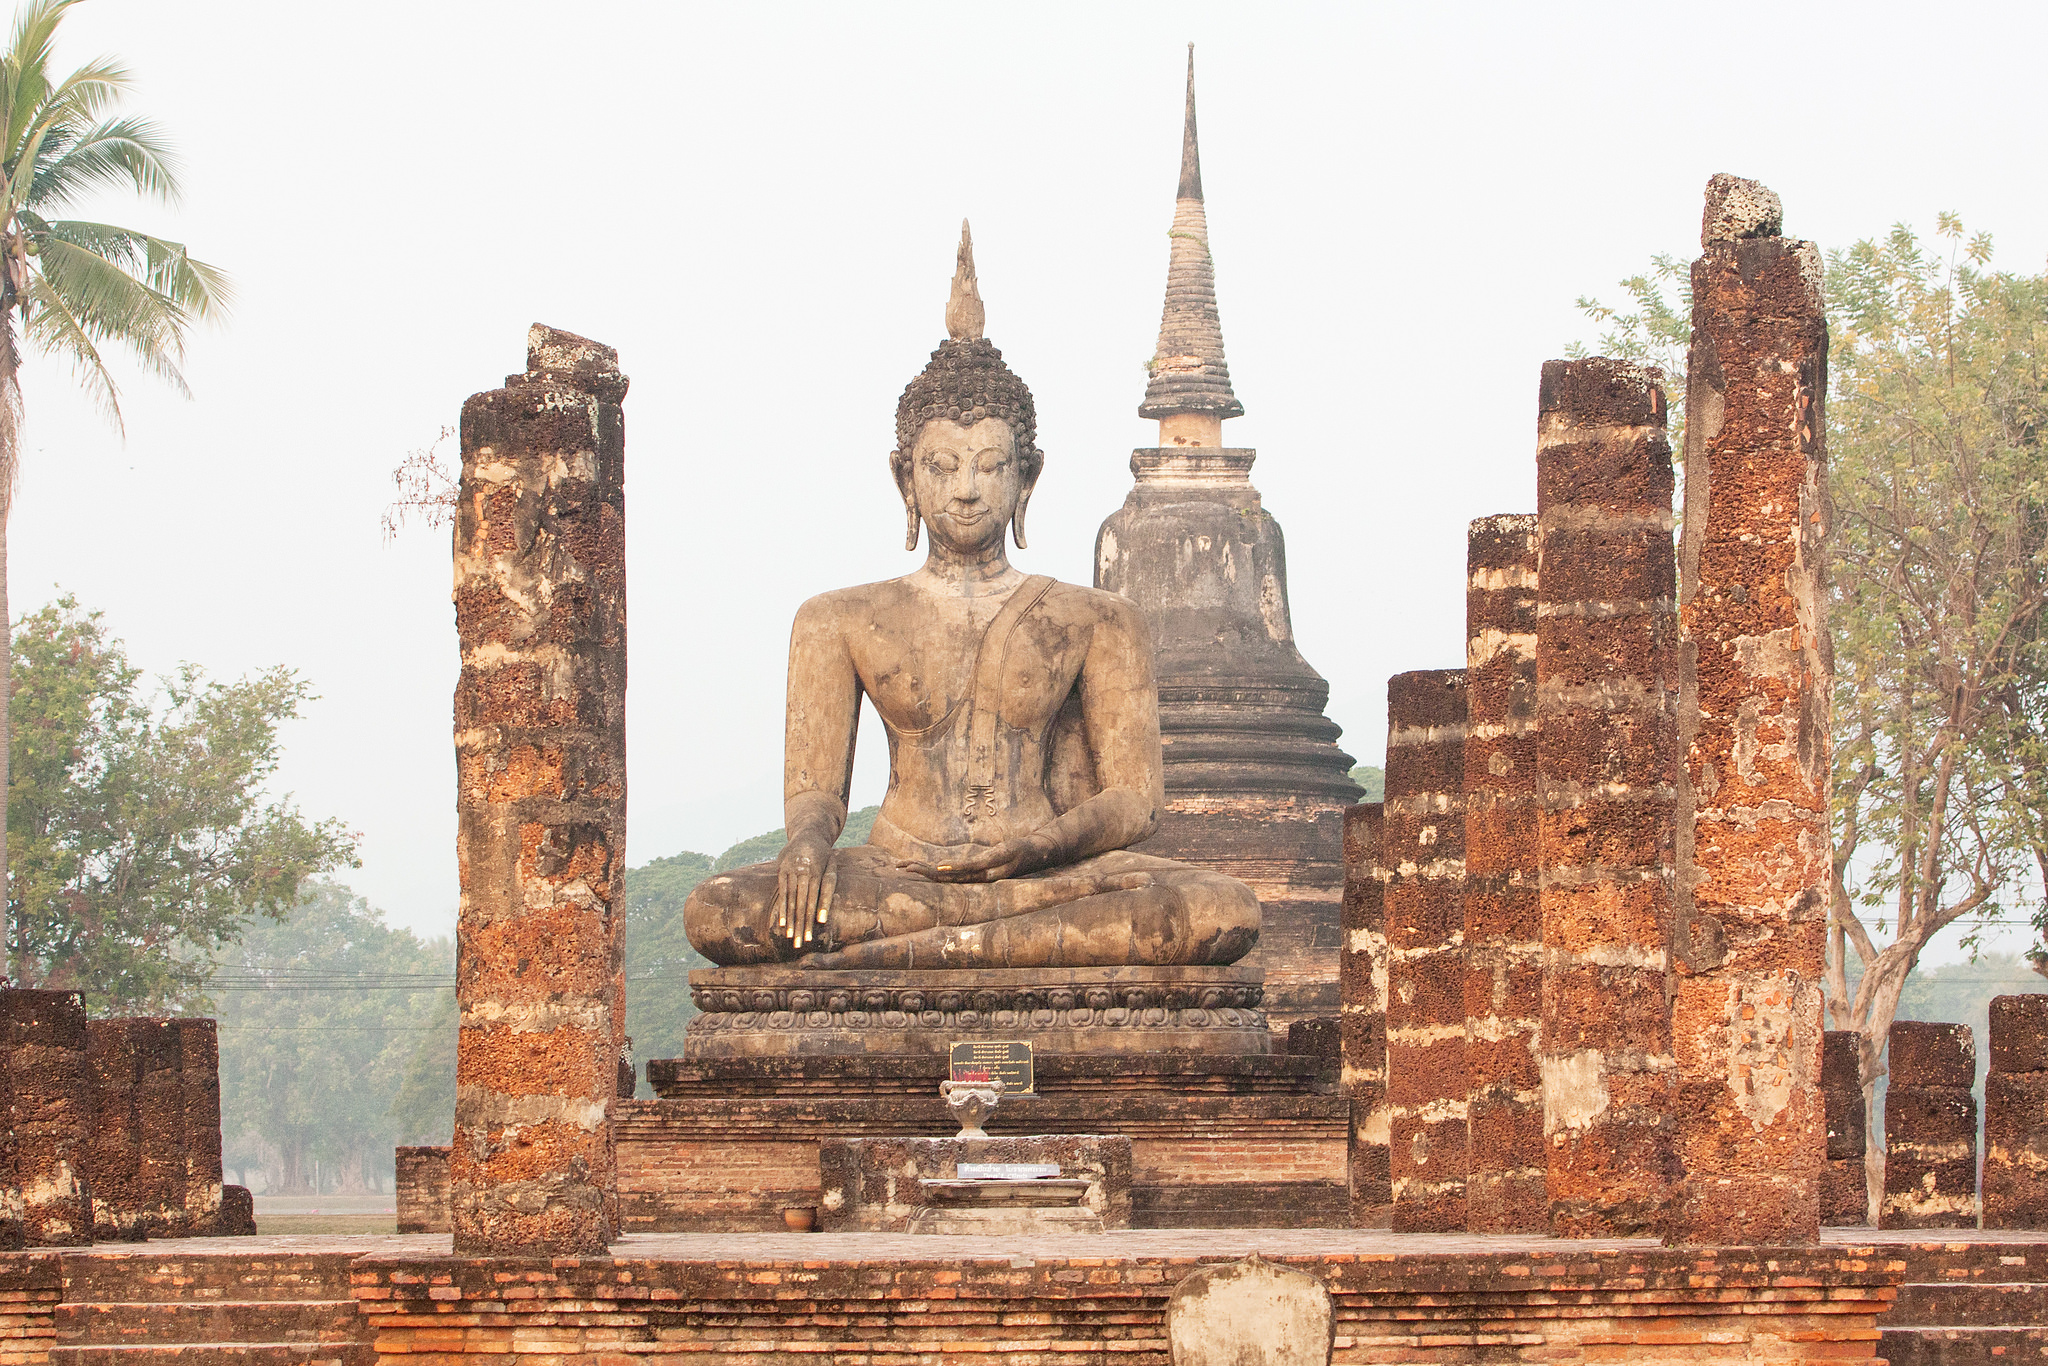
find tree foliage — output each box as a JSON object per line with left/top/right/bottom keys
{"left": 616, "top": 806, "right": 881, "bottom": 1092}
{"left": 216, "top": 880, "right": 448, "bottom": 1194}
{"left": 7, "top": 595, "right": 357, "bottom": 1008}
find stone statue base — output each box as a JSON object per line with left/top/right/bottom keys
{"left": 684, "top": 964, "right": 1269, "bottom": 1058}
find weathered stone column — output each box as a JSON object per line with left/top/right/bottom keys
{"left": 176, "top": 1019, "right": 225, "bottom": 1235}
{"left": 1339, "top": 801, "right": 1390, "bottom": 1225}
{"left": 452, "top": 324, "right": 629, "bottom": 1255}
{"left": 1985, "top": 996, "right": 2048, "bottom": 1228}
{"left": 1463, "top": 514, "right": 1546, "bottom": 1234}
{"left": 1820, "top": 1030, "right": 1868, "bottom": 1226}
{"left": 1382, "top": 670, "right": 1467, "bottom": 1233}
{"left": 5, "top": 989, "right": 94, "bottom": 1246}
{"left": 1668, "top": 173, "right": 1830, "bottom": 1245}
{"left": 1535, "top": 358, "right": 1682, "bottom": 1237}
{"left": 1880, "top": 1021, "right": 1977, "bottom": 1229}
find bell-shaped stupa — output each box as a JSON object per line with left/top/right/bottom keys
{"left": 1095, "top": 49, "right": 1361, "bottom": 1027}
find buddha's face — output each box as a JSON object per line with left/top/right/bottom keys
{"left": 902, "top": 417, "right": 1029, "bottom": 555}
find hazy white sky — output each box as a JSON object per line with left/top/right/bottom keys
{"left": 15, "top": 1, "right": 2048, "bottom": 951}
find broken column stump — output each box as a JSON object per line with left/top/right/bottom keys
{"left": 1463, "top": 513, "right": 1545, "bottom": 1234}
{"left": 1382, "top": 669, "right": 1467, "bottom": 1233}
{"left": 1339, "top": 801, "right": 1390, "bottom": 1225}
{"left": 452, "top": 324, "right": 630, "bottom": 1255}
{"left": 1821, "top": 1030, "right": 1869, "bottom": 1226}
{"left": 6, "top": 990, "right": 94, "bottom": 1246}
{"left": 1881, "top": 1020, "right": 1978, "bottom": 1229}
{"left": 1985, "top": 995, "right": 2048, "bottom": 1229}
{"left": 1668, "top": 172, "right": 1829, "bottom": 1246}
{"left": 175, "top": 1018, "right": 227, "bottom": 1234}
{"left": 1534, "top": 358, "right": 1682, "bottom": 1238}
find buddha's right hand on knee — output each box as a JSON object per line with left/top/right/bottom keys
{"left": 774, "top": 835, "right": 839, "bottom": 950}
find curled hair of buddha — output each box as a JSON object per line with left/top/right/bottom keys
{"left": 890, "top": 221, "right": 1043, "bottom": 549}
{"left": 891, "top": 337, "right": 1044, "bottom": 484}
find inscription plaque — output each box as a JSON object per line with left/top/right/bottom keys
{"left": 949, "top": 1039, "right": 1035, "bottom": 1096}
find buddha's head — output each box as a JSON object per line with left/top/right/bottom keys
{"left": 891, "top": 222, "right": 1043, "bottom": 552}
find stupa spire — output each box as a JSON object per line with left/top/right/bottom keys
{"left": 1140, "top": 44, "right": 1242, "bottom": 444}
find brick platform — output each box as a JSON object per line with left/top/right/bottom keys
{"left": 23, "top": 1230, "right": 2048, "bottom": 1364}
{"left": 630, "top": 1054, "right": 1347, "bottom": 1231}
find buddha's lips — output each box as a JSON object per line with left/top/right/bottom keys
{"left": 946, "top": 508, "right": 989, "bottom": 524}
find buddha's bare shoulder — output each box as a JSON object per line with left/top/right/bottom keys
{"left": 1040, "top": 579, "right": 1146, "bottom": 631}
{"left": 790, "top": 578, "right": 923, "bottom": 625}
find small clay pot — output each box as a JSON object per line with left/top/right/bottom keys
{"left": 782, "top": 1206, "right": 817, "bottom": 1232}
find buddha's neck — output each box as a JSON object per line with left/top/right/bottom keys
{"left": 915, "top": 541, "right": 1020, "bottom": 597}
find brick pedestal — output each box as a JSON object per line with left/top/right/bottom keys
{"left": 1463, "top": 513, "right": 1544, "bottom": 1234}
{"left": 1383, "top": 670, "right": 1467, "bottom": 1233}
{"left": 1881, "top": 1021, "right": 1977, "bottom": 1229}
{"left": 1985, "top": 995, "right": 2048, "bottom": 1229}
{"left": 451, "top": 324, "right": 630, "bottom": 1255}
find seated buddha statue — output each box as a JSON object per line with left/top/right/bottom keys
{"left": 684, "top": 225, "right": 1260, "bottom": 972}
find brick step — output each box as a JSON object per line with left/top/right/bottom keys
{"left": 59, "top": 1254, "right": 360, "bottom": 1303}
{"left": 57, "top": 1300, "right": 364, "bottom": 1345}
{"left": 1880, "top": 1326, "right": 2048, "bottom": 1366}
{"left": 50, "top": 1346, "right": 370, "bottom": 1366}
{"left": 1888, "top": 1281, "right": 2048, "bottom": 1326}
{"left": 1851, "top": 1239, "right": 2048, "bottom": 1283}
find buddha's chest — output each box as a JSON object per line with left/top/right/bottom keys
{"left": 849, "top": 609, "right": 1084, "bottom": 739}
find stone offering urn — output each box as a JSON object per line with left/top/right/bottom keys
{"left": 939, "top": 1076, "right": 1004, "bottom": 1139}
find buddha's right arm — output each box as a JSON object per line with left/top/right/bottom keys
{"left": 781, "top": 596, "right": 860, "bottom": 849}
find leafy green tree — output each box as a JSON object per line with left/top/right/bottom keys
{"left": 7, "top": 596, "right": 356, "bottom": 1008}
{"left": 0, "top": 0, "right": 227, "bottom": 924}
{"left": 1347, "top": 765, "right": 1384, "bottom": 803}
{"left": 388, "top": 988, "right": 455, "bottom": 1145}
{"left": 1578, "top": 215, "right": 2048, "bottom": 1217}
{"left": 612, "top": 807, "right": 880, "bottom": 1094}
{"left": 215, "top": 880, "right": 449, "bottom": 1194}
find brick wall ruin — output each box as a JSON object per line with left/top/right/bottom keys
{"left": 1338, "top": 803, "right": 1390, "bottom": 1224}
{"left": 1987, "top": 996, "right": 2048, "bottom": 1229}
{"left": 1881, "top": 1021, "right": 1978, "bottom": 1229}
{"left": 1462, "top": 513, "right": 1546, "bottom": 1234}
{"left": 1669, "top": 173, "right": 1830, "bottom": 1245}
{"left": 1335, "top": 175, "right": 1855, "bottom": 1244}
{"left": 1821, "top": 1030, "right": 1868, "bottom": 1226}
{"left": 1382, "top": 671, "right": 1468, "bottom": 1233}
{"left": 0, "top": 993, "right": 246, "bottom": 1247}
{"left": 451, "top": 324, "right": 629, "bottom": 1255}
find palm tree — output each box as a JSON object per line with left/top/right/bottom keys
{"left": 0, "top": 0, "right": 228, "bottom": 973}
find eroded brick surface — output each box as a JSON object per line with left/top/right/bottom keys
{"left": 451, "top": 325, "right": 629, "bottom": 1255}
{"left": 7, "top": 991, "right": 92, "bottom": 1248}
{"left": 1464, "top": 513, "right": 1544, "bottom": 1234}
{"left": 1669, "top": 174, "right": 1830, "bottom": 1246}
{"left": 1985, "top": 996, "right": 2048, "bottom": 1229}
{"left": 1883, "top": 1021, "right": 1978, "bottom": 1229}
{"left": 1535, "top": 357, "right": 1682, "bottom": 1238}
{"left": 1823, "top": 1030, "right": 1870, "bottom": 1226}
{"left": 1339, "top": 802, "right": 1390, "bottom": 1225}
{"left": 1382, "top": 670, "right": 1467, "bottom": 1233}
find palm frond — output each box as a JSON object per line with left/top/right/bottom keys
{"left": 29, "top": 113, "right": 174, "bottom": 207}
{"left": 30, "top": 234, "right": 194, "bottom": 387}
{"left": 22, "top": 270, "right": 123, "bottom": 430}
{"left": 38, "top": 220, "right": 228, "bottom": 318}
{"left": 2, "top": 0, "right": 78, "bottom": 153}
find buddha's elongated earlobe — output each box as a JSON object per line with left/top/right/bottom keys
{"left": 1012, "top": 491, "right": 1031, "bottom": 549}
{"left": 904, "top": 501, "right": 921, "bottom": 552}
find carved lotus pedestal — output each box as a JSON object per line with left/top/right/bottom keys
{"left": 682, "top": 964, "right": 1271, "bottom": 1058}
